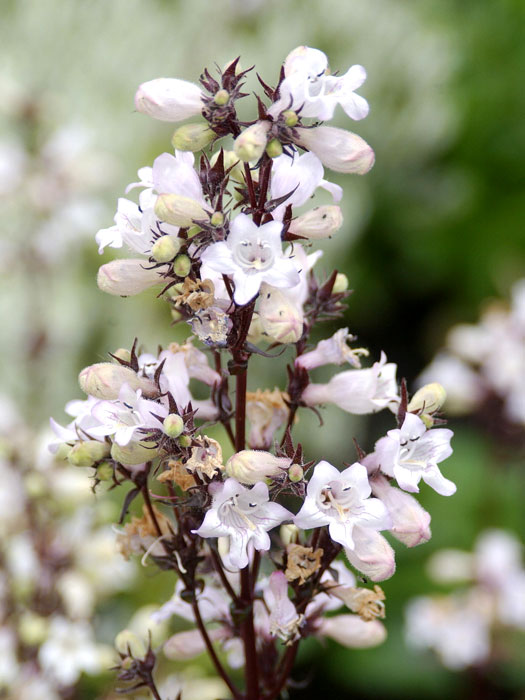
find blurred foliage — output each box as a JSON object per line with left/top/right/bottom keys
{"left": 1, "top": 0, "right": 524, "bottom": 698}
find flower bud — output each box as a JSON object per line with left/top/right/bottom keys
{"left": 225, "top": 450, "right": 291, "bottom": 485}
{"left": 178, "top": 434, "right": 192, "bottom": 447}
{"left": 54, "top": 442, "right": 72, "bottom": 460}
{"left": 68, "top": 440, "right": 110, "bottom": 467}
{"left": 283, "top": 110, "right": 298, "bottom": 127}
{"left": 258, "top": 285, "right": 303, "bottom": 344}
{"left": 151, "top": 235, "right": 181, "bottom": 263}
{"left": 173, "top": 254, "right": 192, "bottom": 278}
{"left": 79, "top": 363, "right": 157, "bottom": 399}
{"left": 371, "top": 475, "right": 431, "bottom": 547}
{"left": 134, "top": 78, "right": 204, "bottom": 122}
{"left": 210, "top": 150, "right": 244, "bottom": 182}
{"left": 111, "top": 440, "right": 158, "bottom": 466}
{"left": 280, "top": 524, "right": 300, "bottom": 546}
{"left": 295, "top": 126, "right": 374, "bottom": 174}
{"left": 344, "top": 526, "right": 396, "bottom": 581}
{"left": 155, "top": 194, "right": 208, "bottom": 228}
{"left": 115, "top": 629, "right": 147, "bottom": 659}
{"left": 163, "top": 414, "right": 184, "bottom": 438}
{"left": 171, "top": 123, "right": 215, "bottom": 152}
{"left": 210, "top": 211, "right": 224, "bottom": 227}
{"left": 407, "top": 383, "right": 447, "bottom": 415}
{"left": 97, "top": 259, "right": 162, "bottom": 296}
{"left": 332, "top": 273, "right": 349, "bottom": 294}
{"left": 288, "top": 205, "right": 343, "bottom": 240}
{"left": 112, "top": 348, "right": 131, "bottom": 363}
{"left": 266, "top": 138, "right": 283, "bottom": 158}
{"left": 317, "top": 615, "right": 386, "bottom": 648}
{"left": 214, "top": 89, "right": 229, "bottom": 106}
{"left": 97, "top": 461, "right": 114, "bottom": 481}
{"left": 288, "top": 464, "right": 304, "bottom": 482}
{"left": 234, "top": 121, "right": 270, "bottom": 162}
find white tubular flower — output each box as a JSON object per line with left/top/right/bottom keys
{"left": 135, "top": 78, "right": 204, "bottom": 122}
{"left": 164, "top": 626, "right": 230, "bottom": 661}
{"left": 192, "top": 478, "right": 292, "bottom": 569}
{"left": 270, "top": 150, "right": 342, "bottom": 220}
{"left": 263, "top": 571, "right": 301, "bottom": 641}
{"left": 302, "top": 352, "right": 399, "bottom": 415}
{"left": 258, "top": 284, "right": 304, "bottom": 344}
{"left": 168, "top": 339, "right": 221, "bottom": 386}
{"left": 90, "top": 383, "right": 165, "bottom": 446}
{"left": 246, "top": 388, "right": 289, "bottom": 450}
{"left": 152, "top": 151, "right": 206, "bottom": 206}
{"left": 200, "top": 213, "right": 300, "bottom": 306}
{"left": 296, "top": 328, "right": 369, "bottom": 371}
{"left": 374, "top": 413, "right": 455, "bottom": 495}
{"left": 370, "top": 474, "right": 432, "bottom": 548}
{"left": 294, "top": 461, "right": 391, "bottom": 550}
{"left": 49, "top": 396, "right": 103, "bottom": 452}
{"left": 97, "top": 259, "right": 164, "bottom": 297}
{"left": 315, "top": 615, "right": 386, "bottom": 648}
{"left": 273, "top": 46, "right": 369, "bottom": 122}
{"left": 226, "top": 450, "right": 291, "bottom": 485}
{"left": 288, "top": 205, "right": 343, "bottom": 240}
{"left": 344, "top": 526, "right": 396, "bottom": 582}
{"left": 78, "top": 362, "right": 157, "bottom": 400}
{"left": 294, "top": 126, "right": 374, "bottom": 175}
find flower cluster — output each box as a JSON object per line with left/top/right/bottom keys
{"left": 0, "top": 396, "right": 135, "bottom": 698}
{"left": 405, "top": 530, "right": 525, "bottom": 670}
{"left": 419, "top": 279, "right": 525, "bottom": 430}
{"left": 52, "top": 47, "right": 456, "bottom": 699}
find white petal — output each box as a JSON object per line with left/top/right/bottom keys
{"left": 232, "top": 273, "right": 262, "bottom": 306}
{"left": 422, "top": 465, "right": 457, "bottom": 496}
{"left": 393, "top": 464, "right": 421, "bottom": 493}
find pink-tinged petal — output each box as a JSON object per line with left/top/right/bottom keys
{"left": 329, "top": 520, "right": 355, "bottom": 549}
{"left": 318, "top": 615, "right": 386, "bottom": 648}
{"left": 252, "top": 529, "right": 271, "bottom": 552}
{"left": 358, "top": 497, "right": 392, "bottom": 531}
{"left": 227, "top": 531, "right": 251, "bottom": 569}
{"left": 307, "top": 460, "right": 342, "bottom": 494}
{"left": 339, "top": 92, "right": 370, "bottom": 121}
{"left": 164, "top": 626, "right": 229, "bottom": 660}
{"left": 393, "top": 464, "right": 421, "bottom": 493}
{"left": 422, "top": 465, "right": 457, "bottom": 496}
{"left": 192, "top": 509, "right": 229, "bottom": 539}
{"left": 232, "top": 272, "right": 262, "bottom": 306}
{"left": 345, "top": 527, "right": 396, "bottom": 581}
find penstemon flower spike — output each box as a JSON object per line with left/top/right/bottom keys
{"left": 51, "top": 45, "right": 456, "bottom": 699}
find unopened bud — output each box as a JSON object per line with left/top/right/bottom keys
{"left": 163, "top": 414, "right": 184, "bottom": 438}
{"left": 173, "top": 254, "right": 191, "bottom": 278}
{"left": 18, "top": 613, "right": 48, "bottom": 646}
{"left": 344, "top": 526, "right": 396, "bottom": 582}
{"left": 151, "top": 236, "right": 181, "bottom": 262}
{"left": 408, "top": 383, "right": 447, "bottom": 415}
{"left": 295, "top": 126, "right": 375, "bottom": 174}
{"left": 178, "top": 434, "right": 192, "bottom": 448}
{"left": 280, "top": 524, "right": 300, "bottom": 546}
{"left": 283, "top": 110, "right": 298, "bottom": 127}
{"left": 68, "top": 440, "right": 110, "bottom": 468}
{"left": 214, "top": 89, "right": 229, "bottom": 106}
{"left": 234, "top": 121, "right": 270, "bottom": 162}
{"left": 155, "top": 193, "right": 208, "bottom": 228}
{"left": 112, "top": 348, "right": 131, "bottom": 363}
{"left": 226, "top": 450, "right": 290, "bottom": 485}
{"left": 288, "top": 464, "right": 303, "bottom": 482}
{"left": 371, "top": 475, "right": 431, "bottom": 548}
{"left": 79, "top": 363, "right": 157, "bottom": 400}
{"left": 210, "top": 211, "right": 224, "bottom": 227}
{"left": 134, "top": 78, "right": 203, "bottom": 123}
{"left": 266, "top": 138, "right": 283, "bottom": 158}
{"left": 111, "top": 440, "right": 158, "bottom": 466}
{"left": 171, "top": 123, "right": 215, "bottom": 152}
{"left": 97, "top": 259, "right": 162, "bottom": 296}
{"left": 318, "top": 615, "right": 386, "bottom": 648}
{"left": 288, "top": 205, "right": 344, "bottom": 240}
{"left": 121, "top": 656, "right": 133, "bottom": 670}
{"left": 115, "top": 629, "right": 147, "bottom": 659}
{"left": 210, "top": 150, "right": 244, "bottom": 183}
{"left": 54, "top": 442, "right": 72, "bottom": 461}
{"left": 258, "top": 285, "right": 303, "bottom": 344}
{"left": 332, "top": 273, "right": 349, "bottom": 294}
{"left": 97, "top": 461, "right": 114, "bottom": 481}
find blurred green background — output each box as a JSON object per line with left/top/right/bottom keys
{"left": 1, "top": 0, "right": 524, "bottom": 698}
